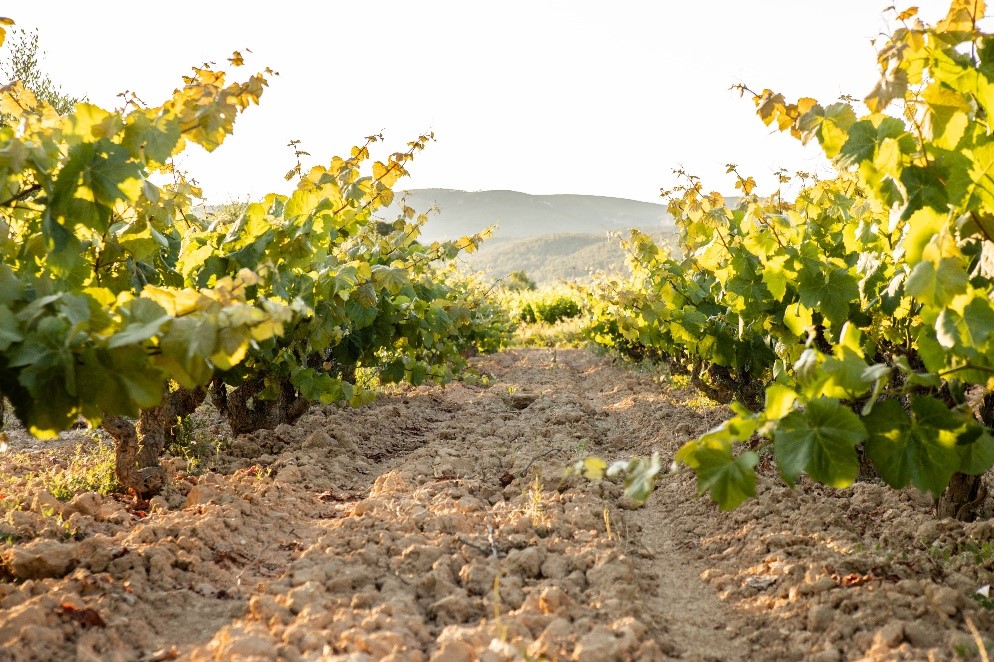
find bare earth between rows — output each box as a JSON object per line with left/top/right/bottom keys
{"left": 0, "top": 348, "right": 992, "bottom": 661}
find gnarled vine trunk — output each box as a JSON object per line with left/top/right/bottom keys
{"left": 103, "top": 386, "right": 206, "bottom": 497}
{"left": 211, "top": 375, "right": 309, "bottom": 436}
{"left": 935, "top": 391, "right": 994, "bottom": 521}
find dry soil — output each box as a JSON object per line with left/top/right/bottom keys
{"left": 0, "top": 348, "right": 992, "bottom": 661}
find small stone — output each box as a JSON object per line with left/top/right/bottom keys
{"left": 745, "top": 575, "right": 777, "bottom": 590}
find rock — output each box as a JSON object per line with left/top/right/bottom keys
{"left": 541, "top": 555, "right": 569, "bottom": 580}
{"left": 5, "top": 540, "right": 75, "bottom": 579}
{"left": 873, "top": 621, "right": 904, "bottom": 648}
{"left": 458, "top": 560, "right": 498, "bottom": 596}
{"left": 274, "top": 466, "right": 303, "bottom": 485}
{"left": 498, "top": 574, "right": 525, "bottom": 610}
{"left": 30, "top": 491, "right": 62, "bottom": 517}
{"left": 248, "top": 595, "right": 291, "bottom": 625}
{"left": 429, "top": 591, "right": 477, "bottom": 626}
{"left": 215, "top": 630, "right": 277, "bottom": 659}
{"left": 507, "top": 392, "right": 539, "bottom": 410}
{"left": 508, "top": 546, "right": 545, "bottom": 579}
{"left": 286, "top": 581, "right": 323, "bottom": 615}
{"left": 430, "top": 640, "right": 474, "bottom": 662}
{"left": 903, "top": 621, "right": 940, "bottom": 648}
{"left": 538, "top": 586, "right": 569, "bottom": 614}
{"left": 896, "top": 579, "right": 923, "bottom": 596}
{"left": 193, "top": 582, "right": 219, "bottom": 598}
{"left": 75, "top": 537, "right": 113, "bottom": 573}
{"left": 301, "top": 430, "right": 334, "bottom": 450}
{"left": 184, "top": 485, "right": 221, "bottom": 508}
{"left": 927, "top": 586, "right": 960, "bottom": 616}
{"left": 573, "top": 626, "right": 620, "bottom": 662}
{"left": 806, "top": 605, "right": 834, "bottom": 633}
{"left": 801, "top": 576, "right": 837, "bottom": 595}
{"left": 66, "top": 492, "right": 102, "bottom": 518}
{"left": 809, "top": 648, "right": 842, "bottom": 662}
{"left": 0, "top": 601, "right": 52, "bottom": 645}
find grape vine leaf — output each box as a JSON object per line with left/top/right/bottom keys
{"left": 864, "top": 397, "right": 967, "bottom": 495}
{"left": 773, "top": 397, "right": 866, "bottom": 488}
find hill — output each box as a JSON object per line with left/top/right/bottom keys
{"left": 458, "top": 230, "right": 677, "bottom": 285}
{"left": 395, "top": 189, "right": 672, "bottom": 242}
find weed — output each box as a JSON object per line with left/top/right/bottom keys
{"left": 168, "top": 416, "right": 225, "bottom": 475}
{"left": 527, "top": 472, "right": 549, "bottom": 529}
{"left": 40, "top": 505, "right": 77, "bottom": 541}
{"left": 42, "top": 439, "right": 118, "bottom": 500}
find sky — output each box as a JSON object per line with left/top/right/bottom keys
{"left": 1, "top": 1, "right": 965, "bottom": 205}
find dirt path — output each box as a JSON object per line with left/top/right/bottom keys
{"left": 1, "top": 348, "right": 993, "bottom": 661}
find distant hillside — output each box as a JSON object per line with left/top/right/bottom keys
{"left": 395, "top": 189, "right": 673, "bottom": 242}
{"left": 460, "top": 230, "right": 678, "bottom": 285}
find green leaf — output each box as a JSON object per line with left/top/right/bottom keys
{"left": 760, "top": 256, "right": 789, "bottom": 301}
{"left": 957, "top": 426, "right": 994, "bottom": 475}
{"left": 797, "top": 268, "right": 858, "bottom": 326}
{"left": 380, "top": 358, "right": 405, "bottom": 383}
{"left": 798, "top": 102, "right": 856, "bottom": 157}
{"left": 371, "top": 265, "right": 409, "bottom": 295}
{"left": 773, "top": 397, "right": 865, "bottom": 488}
{"left": 107, "top": 299, "right": 171, "bottom": 349}
{"left": 900, "top": 165, "right": 949, "bottom": 219}
{"left": 0, "top": 306, "right": 22, "bottom": 350}
{"left": 818, "top": 349, "right": 873, "bottom": 399}
{"left": 905, "top": 258, "right": 968, "bottom": 307}
{"left": 836, "top": 120, "right": 877, "bottom": 168}
{"left": 697, "top": 449, "right": 758, "bottom": 510}
{"left": 620, "top": 453, "right": 664, "bottom": 505}
{"left": 783, "top": 303, "right": 812, "bottom": 337}
{"left": 763, "top": 384, "right": 797, "bottom": 420}
{"left": 864, "top": 397, "right": 963, "bottom": 495}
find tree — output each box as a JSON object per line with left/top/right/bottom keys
{"left": 505, "top": 270, "right": 537, "bottom": 291}
{"left": 0, "top": 27, "right": 83, "bottom": 118}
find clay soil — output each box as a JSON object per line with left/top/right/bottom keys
{"left": 1, "top": 348, "right": 993, "bottom": 661}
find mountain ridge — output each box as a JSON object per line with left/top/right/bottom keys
{"left": 394, "top": 188, "right": 673, "bottom": 242}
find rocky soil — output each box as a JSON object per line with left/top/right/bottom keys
{"left": 0, "top": 348, "right": 992, "bottom": 661}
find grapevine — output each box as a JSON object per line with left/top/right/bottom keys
{"left": 586, "top": 1, "right": 994, "bottom": 520}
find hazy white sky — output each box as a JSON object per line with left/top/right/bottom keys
{"left": 2, "top": 2, "right": 960, "bottom": 204}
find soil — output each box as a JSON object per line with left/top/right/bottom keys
{"left": 0, "top": 348, "right": 992, "bottom": 661}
